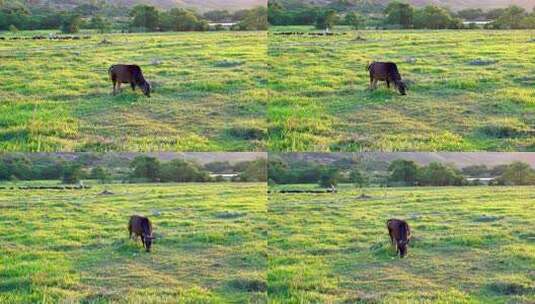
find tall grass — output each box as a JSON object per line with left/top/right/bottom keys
{"left": 0, "top": 183, "right": 267, "bottom": 303}
{"left": 268, "top": 28, "right": 535, "bottom": 151}
{"left": 0, "top": 31, "right": 267, "bottom": 152}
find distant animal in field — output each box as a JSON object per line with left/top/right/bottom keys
{"left": 128, "top": 215, "right": 154, "bottom": 252}
{"left": 387, "top": 218, "right": 411, "bottom": 258}
{"left": 109, "top": 64, "right": 151, "bottom": 97}
{"left": 367, "top": 62, "right": 407, "bottom": 95}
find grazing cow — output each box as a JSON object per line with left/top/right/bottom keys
{"left": 367, "top": 62, "right": 407, "bottom": 95}
{"left": 387, "top": 219, "right": 411, "bottom": 258}
{"left": 109, "top": 64, "right": 151, "bottom": 97}
{"left": 128, "top": 215, "right": 154, "bottom": 252}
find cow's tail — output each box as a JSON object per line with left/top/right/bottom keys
{"left": 108, "top": 65, "right": 117, "bottom": 79}
{"left": 367, "top": 62, "right": 373, "bottom": 71}
{"left": 399, "top": 221, "right": 408, "bottom": 242}
{"left": 142, "top": 218, "right": 152, "bottom": 237}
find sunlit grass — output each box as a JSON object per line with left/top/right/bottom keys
{"left": 0, "top": 182, "right": 267, "bottom": 303}
{"left": 268, "top": 185, "right": 535, "bottom": 303}
{"left": 0, "top": 31, "right": 267, "bottom": 152}
{"left": 268, "top": 28, "right": 535, "bottom": 152}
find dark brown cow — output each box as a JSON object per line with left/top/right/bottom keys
{"left": 109, "top": 64, "right": 151, "bottom": 97}
{"left": 128, "top": 215, "right": 154, "bottom": 252}
{"left": 387, "top": 219, "right": 411, "bottom": 258}
{"left": 367, "top": 62, "right": 407, "bottom": 95}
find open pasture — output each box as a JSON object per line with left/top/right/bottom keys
{"left": 268, "top": 28, "right": 535, "bottom": 152}
{"left": 268, "top": 185, "right": 535, "bottom": 303}
{"left": 0, "top": 182, "right": 267, "bottom": 303}
{"left": 0, "top": 31, "right": 267, "bottom": 152}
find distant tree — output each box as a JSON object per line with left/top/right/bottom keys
{"left": 203, "top": 10, "right": 231, "bottom": 22}
{"left": 486, "top": 8, "right": 506, "bottom": 20}
{"left": 456, "top": 8, "right": 484, "bottom": 21}
{"left": 350, "top": 169, "right": 368, "bottom": 188}
{"left": 519, "top": 14, "right": 535, "bottom": 29}
{"left": 492, "top": 5, "right": 526, "bottom": 29}
{"left": 414, "top": 5, "right": 461, "bottom": 29}
{"left": 160, "top": 8, "right": 207, "bottom": 31}
{"left": 388, "top": 160, "right": 419, "bottom": 186}
{"left": 418, "top": 162, "right": 465, "bottom": 186}
{"left": 488, "top": 164, "right": 508, "bottom": 176}
{"left": 90, "top": 166, "right": 111, "bottom": 184}
{"left": 496, "top": 162, "right": 535, "bottom": 185}
{"left": 385, "top": 1, "right": 414, "bottom": 28}
{"left": 319, "top": 167, "right": 340, "bottom": 188}
{"left": 344, "top": 11, "right": 365, "bottom": 29}
{"left": 89, "top": 15, "right": 111, "bottom": 33}
{"left": 61, "top": 14, "right": 82, "bottom": 33}
{"left": 159, "top": 159, "right": 210, "bottom": 182}
{"left": 315, "top": 9, "right": 338, "bottom": 30}
{"left": 461, "top": 165, "right": 489, "bottom": 177}
{"left": 130, "top": 156, "right": 160, "bottom": 182}
{"left": 236, "top": 6, "right": 268, "bottom": 30}
{"left": 204, "top": 161, "right": 233, "bottom": 173}
{"left": 8, "top": 24, "right": 18, "bottom": 32}
{"left": 130, "top": 5, "right": 159, "bottom": 31}
{"left": 238, "top": 159, "right": 267, "bottom": 182}
{"left": 62, "top": 164, "right": 82, "bottom": 184}
{"left": 267, "top": 159, "right": 289, "bottom": 184}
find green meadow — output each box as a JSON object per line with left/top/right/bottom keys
{"left": 0, "top": 31, "right": 267, "bottom": 152}
{"left": 0, "top": 182, "right": 267, "bottom": 303}
{"left": 268, "top": 28, "right": 535, "bottom": 152}
{"left": 268, "top": 185, "right": 535, "bottom": 303}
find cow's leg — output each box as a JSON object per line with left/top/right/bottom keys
{"left": 141, "top": 235, "right": 145, "bottom": 247}
{"left": 388, "top": 229, "right": 394, "bottom": 246}
{"left": 372, "top": 79, "right": 379, "bottom": 90}
{"left": 117, "top": 83, "right": 122, "bottom": 92}
{"left": 112, "top": 81, "right": 117, "bottom": 96}
{"left": 386, "top": 80, "right": 391, "bottom": 89}
{"left": 131, "top": 83, "right": 136, "bottom": 91}
{"left": 369, "top": 76, "right": 374, "bottom": 90}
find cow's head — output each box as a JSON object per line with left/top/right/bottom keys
{"left": 141, "top": 81, "right": 151, "bottom": 98}
{"left": 397, "top": 239, "right": 409, "bottom": 258}
{"left": 397, "top": 81, "right": 407, "bottom": 95}
{"left": 144, "top": 235, "right": 155, "bottom": 252}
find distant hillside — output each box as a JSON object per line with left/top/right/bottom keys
{"left": 276, "top": 0, "right": 535, "bottom": 11}
{"left": 30, "top": 0, "right": 266, "bottom": 11}
{"left": 278, "top": 153, "right": 535, "bottom": 168}
{"left": 29, "top": 152, "right": 266, "bottom": 167}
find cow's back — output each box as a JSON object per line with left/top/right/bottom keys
{"left": 369, "top": 62, "right": 401, "bottom": 81}
{"left": 110, "top": 64, "right": 143, "bottom": 83}
{"left": 387, "top": 218, "right": 409, "bottom": 241}
{"left": 129, "top": 215, "right": 152, "bottom": 235}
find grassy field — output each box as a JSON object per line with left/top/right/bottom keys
{"left": 0, "top": 31, "right": 267, "bottom": 152}
{"left": 268, "top": 27, "right": 535, "bottom": 152}
{"left": 268, "top": 185, "right": 535, "bottom": 303}
{"left": 0, "top": 182, "right": 267, "bottom": 303}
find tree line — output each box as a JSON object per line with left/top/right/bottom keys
{"left": 0, "top": 155, "right": 267, "bottom": 184}
{"left": 268, "top": 158, "right": 535, "bottom": 188}
{"left": 0, "top": 1, "right": 267, "bottom": 33}
{"left": 268, "top": 0, "right": 535, "bottom": 30}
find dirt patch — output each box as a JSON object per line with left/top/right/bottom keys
{"left": 214, "top": 211, "right": 246, "bottom": 219}
{"left": 487, "top": 282, "right": 533, "bottom": 295}
{"left": 473, "top": 215, "right": 503, "bottom": 222}
{"left": 226, "top": 127, "right": 266, "bottom": 141}
{"left": 356, "top": 194, "right": 373, "bottom": 200}
{"left": 468, "top": 59, "right": 498, "bottom": 66}
{"left": 227, "top": 278, "right": 267, "bottom": 292}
